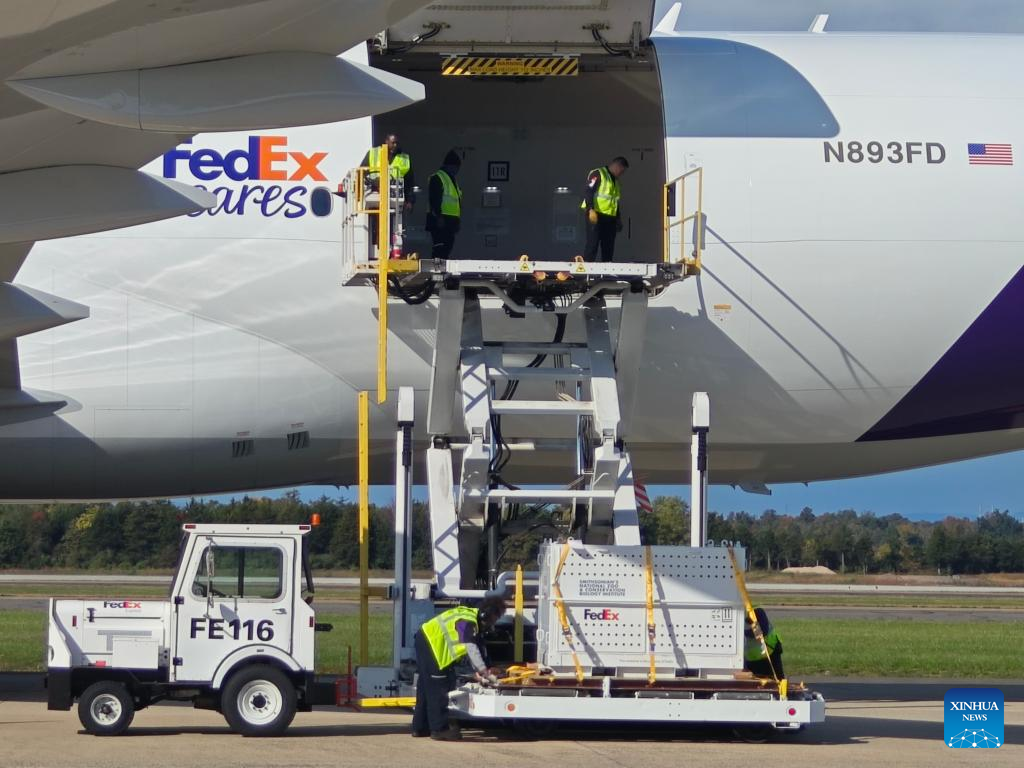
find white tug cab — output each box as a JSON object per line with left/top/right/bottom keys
{"left": 46, "top": 524, "right": 330, "bottom": 736}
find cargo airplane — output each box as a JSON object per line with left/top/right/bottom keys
{"left": 2, "top": 0, "right": 1023, "bottom": 498}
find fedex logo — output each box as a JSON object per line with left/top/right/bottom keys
{"left": 583, "top": 608, "right": 620, "bottom": 621}
{"left": 163, "top": 137, "right": 328, "bottom": 182}
{"left": 102, "top": 600, "right": 142, "bottom": 609}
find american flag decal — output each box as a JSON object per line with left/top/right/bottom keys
{"left": 634, "top": 481, "right": 653, "bottom": 515}
{"left": 968, "top": 143, "right": 1013, "bottom": 166}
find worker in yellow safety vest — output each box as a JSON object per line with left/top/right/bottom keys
{"left": 360, "top": 134, "right": 415, "bottom": 250}
{"left": 581, "top": 156, "right": 629, "bottom": 262}
{"left": 412, "top": 596, "right": 506, "bottom": 741}
{"left": 744, "top": 605, "right": 785, "bottom": 679}
{"left": 426, "top": 149, "right": 463, "bottom": 259}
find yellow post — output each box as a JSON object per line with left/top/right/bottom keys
{"left": 680, "top": 176, "right": 687, "bottom": 265}
{"left": 376, "top": 144, "right": 390, "bottom": 405}
{"left": 358, "top": 390, "right": 370, "bottom": 667}
{"left": 696, "top": 167, "right": 704, "bottom": 268}
{"left": 513, "top": 564, "right": 524, "bottom": 663}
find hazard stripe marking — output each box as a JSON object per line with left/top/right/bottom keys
{"left": 441, "top": 56, "right": 579, "bottom": 77}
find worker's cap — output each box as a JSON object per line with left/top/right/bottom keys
{"left": 611, "top": 156, "right": 630, "bottom": 168}
{"left": 743, "top": 607, "right": 770, "bottom": 635}
{"left": 443, "top": 149, "right": 462, "bottom": 167}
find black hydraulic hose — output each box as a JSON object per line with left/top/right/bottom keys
{"left": 388, "top": 276, "right": 435, "bottom": 305}
{"left": 491, "top": 312, "right": 568, "bottom": 477}
{"left": 592, "top": 27, "right": 631, "bottom": 57}
{"left": 386, "top": 23, "right": 443, "bottom": 54}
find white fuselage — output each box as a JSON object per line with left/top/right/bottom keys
{"left": 6, "top": 32, "right": 1024, "bottom": 498}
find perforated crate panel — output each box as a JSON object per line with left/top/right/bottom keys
{"left": 536, "top": 543, "right": 745, "bottom": 676}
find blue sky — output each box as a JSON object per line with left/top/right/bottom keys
{"left": 204, "top": 449, "right": 1024, "bottom": 523}
{"left": 654, "top": 0, "right": 1024, "bottom": 33}
{"left": 199, "top": 2, "right": 1024, "bottom": 524}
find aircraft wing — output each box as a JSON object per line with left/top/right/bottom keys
{"left": 0, "top": 0, "right": 428, "bottom": 424}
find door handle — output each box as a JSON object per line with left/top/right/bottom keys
{"left": 272, "top": 608, "right": 287, "bottom": 614}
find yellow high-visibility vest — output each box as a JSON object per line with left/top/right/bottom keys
{"left": 581, "top": 166, "right": 621, "bottom": 217}
{"left": 367, "top": 147, "right": 411, "bottom": 180}
{"left": 431, "top": 169, "right": 462, "bottom": 218}
{"left": 421, "top": 606, "right": 478, "bottom": 670}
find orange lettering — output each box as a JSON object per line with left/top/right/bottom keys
{"left": 289, "top": 151, "right": 328, "bottom": 181}
{"left": 258, "top": 136, "right": 288, "bottom": 180}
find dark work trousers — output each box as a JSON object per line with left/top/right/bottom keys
{"left": 584, "top": 213, "right": 618, "bottom": 262}
{"left": 412, "top": 631, "right": 456, "bottom": 735}
{"left": 430, "top": 217, "right": 459, "bottom": 259}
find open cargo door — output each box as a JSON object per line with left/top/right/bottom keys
{"left": 383, "top": 0, "right": 655, "bottom": 54}
{"left": 368, "top": 1, "right": 667, "bottom": 262}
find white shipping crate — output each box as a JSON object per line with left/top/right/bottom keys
{"left": 536, "top": 542, "right": 746, "bottom": 677}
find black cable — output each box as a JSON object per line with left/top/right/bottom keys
{"left": 386, "top": 23, "right": 443, "bottom": 54}
{"left": 489, "top": 312, "right": 568, "bottom": 479}
{"left": 495, "top": 520, "right": 567, "bottom": 568}
{"left": 493, "top": 316, "right": 552, "bottom": 471}
{"left": 388, "top": 276, "right": 435, "bottom": 305}
{"left": 591, "top": 27, "right": 631, "bottom": 57}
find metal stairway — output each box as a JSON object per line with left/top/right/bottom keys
{"left": 421, "top": 258, "right": 684, "bottom": 597}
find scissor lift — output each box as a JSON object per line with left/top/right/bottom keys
{"left": 342, "top": 153, "right": 823, "bottom": 736}
{"left": 422, "top": 257, "right": 681, "bottom": 598}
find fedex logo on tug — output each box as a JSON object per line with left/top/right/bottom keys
{"left": 162, "top": 136, "right": 331, "bottom": 218}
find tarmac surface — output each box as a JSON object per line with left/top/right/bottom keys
{"left": 1, "top": 674, "right": 1022, "bottom": 767}
{"left": 0, "top": 684, "right": 1019, "bottom": 768}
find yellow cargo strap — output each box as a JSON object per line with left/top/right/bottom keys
{"left": 644, "top": 545, "right": 657, "bottom": 685}
{"left": 727, "top": 546, "right": 785, "bottom": 697}
{"left": 513, "top": 564, "right": 525, "bottom": 663}
{"left": 553, "top": 541, "right": 585, "bottom": 683}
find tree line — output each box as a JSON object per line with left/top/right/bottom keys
{"left": 0, "top": 492, "right": 1021, "bottom": 574}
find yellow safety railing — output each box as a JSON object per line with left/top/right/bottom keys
{"left": 662, "top": 167, "right": 705, "bottom": 274}
{"left": 350, "top": 146, "right": 393, "bottom": 405}
{"left": 375, "top": 147, "right": 390, "bottom": 405}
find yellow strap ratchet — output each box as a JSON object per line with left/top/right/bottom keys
{"left": 498, "top": 664, "right": 555, "bottom": 685}
{"left": 727, "top": 546, "right": 784, "bottom": 696}
{"left": 553, "top": 542, "right": 585, "bottom": 683}
{"left": 644, "top": 545, "right": 657, "bottom": 685}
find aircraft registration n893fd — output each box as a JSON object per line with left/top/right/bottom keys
{"left": 2, "top": 0, "right": 1024, "bottom": 498}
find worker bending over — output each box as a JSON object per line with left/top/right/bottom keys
{"left": 581, "top": 156, "right": 629, "bottom": 262}
{"left": 427, "top": 150, "right": 463, "bottom": 259}
{"left": 360, "top": 133, "right": 414, "bottom": 248}
{"left": 412, "top": 597, "right": 506, "bottom": 741}
{"left": 743, "top": 606, "right": 784, "bottom": 679}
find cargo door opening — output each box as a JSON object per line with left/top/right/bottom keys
{"left": 368, "top": 1, "right": 664, "bottom": 262}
